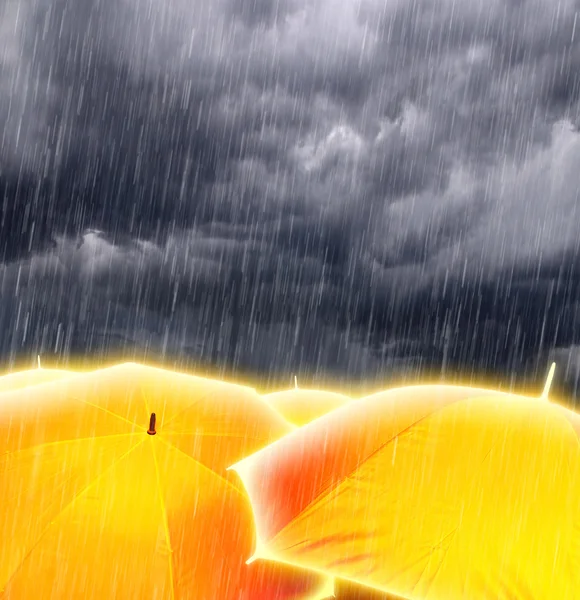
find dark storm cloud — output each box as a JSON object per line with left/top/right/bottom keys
{"left": 1, "top": 0, "right": 580, "bottom": 394}
{"left": 227, "top": 0, "right": 303, "bottom": 27}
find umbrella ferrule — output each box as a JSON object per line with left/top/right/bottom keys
{"left": 147, "top": 412, "right": 157, "bottom": 435}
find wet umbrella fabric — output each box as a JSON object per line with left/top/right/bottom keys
{"left": 0, "top": 366, "right": 75, "bottom": 393}
{"left": 263, "top": 389, "right": 352, "bottom": 426}
{"left": 232, "top": 384, "right": 580, "bottom": 600}
{"left": 0, "top": 362, "right": 331, "bottom": 599}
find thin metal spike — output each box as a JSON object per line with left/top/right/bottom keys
{"left": 37, "top": 355, "right": 41, "bottom": 369}
{"left": 294, "top": 375, "right": 298, "bottom": 390}
{"left": 541, "top": 362, "right": 556, "bottom": 400}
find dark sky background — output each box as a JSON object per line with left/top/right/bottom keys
{"left": 1, "top": 0, "right": 580, "bottom": 398}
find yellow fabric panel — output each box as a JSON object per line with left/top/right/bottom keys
{"left": 161, "top": 432, "right": 271, "bottom": 477}
{"left": 0, "top": 433, "right": 143, "bottom": 591}
{"left": 233, "top": 385, "right": 509, "bottom": 546}
{"left": 433, "top": 401, "right": 580, "bottom": 600}
{"left": 122, "top": 363, "right": 289, "bottom": 435}
{"left": 1, "top": 440, "right": 173, "bottom": 598}
{"left": 0, "top": 380, "right": 138, "bottom": 454}
{"left": 259, "top": 396, "right": 580, "bottom": 599}
{"left": 0, "top": 369, "right": 74, "bottom": 393}
{"left": 333, "top": 578, "right": 404, "bottom": 599}
{"left": 0, "top": 363, "right": 291, "bottom": 455}
{"left": 153, "top": 439, "right": 330, "bottom": 600}
{"left": 130, "top": 363, "right": 291, "bottom": 438}
{"left": 263, "top": 390, "right": 351, "bottom": 427}
{"left": 154, "top": 437, "right": 251, "bottom": 599}
{"left": 48, "top": 365, "right": 151, "bottom": 427}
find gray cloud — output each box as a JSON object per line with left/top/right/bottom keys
{"left": 1, "top": 0, "right": 580, "bottom": 394}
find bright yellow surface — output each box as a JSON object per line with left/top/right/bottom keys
{"left": 233, "top": 384, "right": 580, "bottom": 600}
{"left": 0, "top": 368, "right": 75, "bottom": 392}
{"left": 0, "top": 362, "right": 331, "bottom": 599}
{"left": 334, "top": 579, "right": 404, "bottom": 599}
{"left": 263, "top": 389, "right": 352, "bottom": 426}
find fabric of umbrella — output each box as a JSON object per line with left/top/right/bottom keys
{"left": 263, "top": 389, "right": 352, "bottom": 426}
{"left": 333, "top": 580, "right": 405, "bottom": 599}
{"left": 0, "top": 362, "right": 331, "bottom": 599}
{"left": 0, "top": 366, "right": 75, "bottom": 393}
{"left": 231, "top": 381, "right": 580, "bottom": 600}
{"left": 261, "top": 389, "right": 389, "bottom": 600}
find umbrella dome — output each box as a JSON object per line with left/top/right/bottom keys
{"left": 0, "top": 362, "right": 332, "bottom": 599}
{"left": 0, "top": 366, "right": 76, "bottom": 393}
{"left": 333, "top": 579, "right": 406, "bottom": 599}
{"left": 231, "top": 373, "right": 580, "bottom": 599}
{"left": 263, "top": 388, "right": 352, "bottom": 426}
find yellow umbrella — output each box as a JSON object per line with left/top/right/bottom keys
{"left": 0, "top": 365, "right": 75, "bottom": 393}
{"left": 263, "top": 388, "right": 352, "bottom": 426}
{"left": 0, "top": 362, "right": 332, "bottom": 599}
{"left": 231, "top": 368, "right": 580, "bottom": 599}
{"left": 334, "top": 580, "right": 404, "bottom": 599}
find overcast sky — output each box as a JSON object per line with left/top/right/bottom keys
{"left": 1, "top": 0, "right": 580, "bottom": 397}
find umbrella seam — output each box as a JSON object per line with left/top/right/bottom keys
{"left": 410, "top": 442, "right": 498, "bottom": 598}
{"left": 149, "top": 438, "right": 176, "bottom": 600}
{"left": 0, "top": 439, "right": 145, "bottom": 593}
{"left": 162, "top": 432, "right": 269, "bottom": 440}
{"left": 156, "top": 436, "right": 247, "bottom": 500}
{"left": 0, "top": 432, "right": 139, "bottom": 457}
{"left": 274, "top": 406, "right": 462, "bottom": 536}
{"left": 552, "top": 405, "right": 580, "bottom": 453}
{"left": 277, "top": 393, "right": 509, "bottom": 545}
{"left": 159, "top": 391, "right": 219, "bottom": 429}
{"left": 71, "top": 395, "right": 145, "bottom": 432}
{"left": 269, "top": 395, "right": 501, "bottom": 561}
{"left": 141, "top": 381, "right": 176, "bottom": 600}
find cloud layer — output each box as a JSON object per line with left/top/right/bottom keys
{"left": 1, "top": 0, "right": 580, "bottom": 394}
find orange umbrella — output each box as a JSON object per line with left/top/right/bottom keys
{"left": 231, "top": 373, "right": 580, "bottom": 599}
{"left": 0, "top": 362, "right": 332, "bottom": 599}
{"left": 263, "top": 388, "right": 352, "bottom": 426}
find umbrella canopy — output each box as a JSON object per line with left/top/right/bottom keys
{"left": 263, "top": 389, "right": 352, "bottom": 426}
{"left": 0, "top": 366, "right": 75, "bottom": 393}
{"left": 334, "top": 580, "right": 405, "bottom": 599}
{"left": 231, "top": 383, "right": 580, "bottom": 599}
{"left": 0, "top": 362, "right": 331, "bottom": 599}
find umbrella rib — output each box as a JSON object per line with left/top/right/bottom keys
{"left": 162, "top": 431, "right": 267, "bottom": 441}
{"left": 274, "top": 431, "right": 500, "bottom": 598}
{"left": 0, "top": 439, "right": 145, "bottom": 593}
{"left": 340, "top": 400, "right": 482, "bottom": 489}
{"left": 409, "top": 442, "right": 499, "bottom": 598}
{"left": 271, "top": 400, "right": 473, "bottom": 549}
{"left": 293, "top": 412, "right": 442, "bottom": 528}
{"left": 158, "top": 391, "right": 215, "bottom": 429}
{"left": 1, "top": 433, "right": 139, "bottom": 458}
{"left": 71, "top": 395, "right": 145, "bottom": 432}
{"left": 1, "top": 435, "right": 144, "bottom": 514}
{"left": 552, "top": 405, "right": 580, "bottom": 450}
{"left": 141, "top": 387, "right": 176, "bottom": 599}
{"left": 156, "top": 437, "right": 247, "bottom": 500}
{"left": 149, "top": 438, "right": 176, "bottom": 600}
{"left": 551, "top": 406, "right": 580, "bottom": 477}
{"left": 2, "top": 461, "right": 78, "bottom": 509}
{"left": 405, "top": 526, "right": 460, "bottom": 597}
